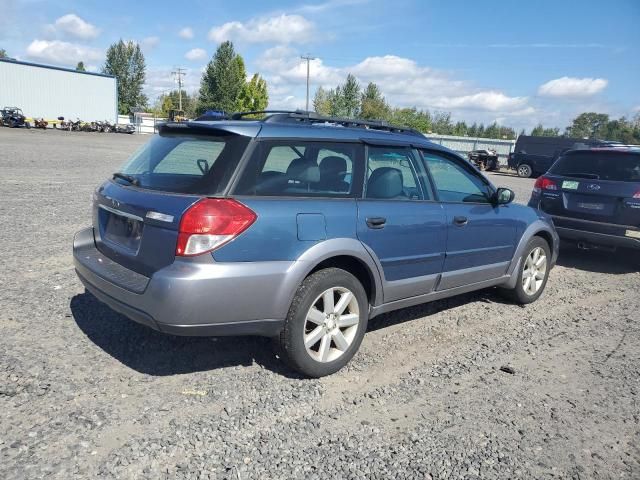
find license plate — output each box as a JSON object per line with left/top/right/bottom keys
{"left": 104, "top": 212, "right": 143, "bottom": 251}
{"left": 626, "top": 230, "right": 640, "bottom": 239}
{"left": 562, "top": 180, "right": 579, "bottom": 190}
{"left": 577, "top": 202, "right": 604, "bottom": 211}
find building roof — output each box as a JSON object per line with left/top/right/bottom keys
{"left": 0, "top": 58, "right": 115, "bottom": 79}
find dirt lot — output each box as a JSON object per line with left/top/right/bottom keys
{"left": 1, "top": 128, "right": 639, "bottom": 480}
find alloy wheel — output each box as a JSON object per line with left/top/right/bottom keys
{"left": 303, "top": 287, "right": 360, "bottom": 363}
{"left": 522, "top": 247, "right": 547, "bottom": 295}
{"left": 518, "top": 164, "right": 532, "bottom": 177}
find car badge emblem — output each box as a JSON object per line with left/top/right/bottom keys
{"left": 587, "top": 184, "right": 600, "bottom": 191}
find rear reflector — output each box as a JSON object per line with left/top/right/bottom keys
{"left": 176, "top": 199, "right": 257, "bottom": 256}
{"left": 533, "top": 177, "right": 558, "bottom": 193}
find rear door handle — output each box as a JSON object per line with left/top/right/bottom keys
{"left": 453, "top": 216, "right": 468, "bottom": 226}
{"left": 366, "top": 217, "right": 387, "bottom": 229}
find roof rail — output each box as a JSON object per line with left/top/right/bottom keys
{"left": 229, "top": 110, "right": 425, "bottom": 137}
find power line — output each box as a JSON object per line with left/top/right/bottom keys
{"left": 300, "top": 54, "right": 316, "bottom": 112}
{"left": 171, "top": 67, "right": 186, "bottom": 111}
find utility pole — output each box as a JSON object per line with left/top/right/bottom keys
{"left": 300, "top": 54, "right": 316, "bottom": 112}
{"left": 171, "top": 67, "right": 186, "bottom": 110}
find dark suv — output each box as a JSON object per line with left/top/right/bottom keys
{"left": 73, "top": 111, "right": 558, "bottom": 377}
{"left": 528, "top": 146, "right": 640, "bottom": 252}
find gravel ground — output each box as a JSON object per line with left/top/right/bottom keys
{"left": 1, "top": 128, "right": 639, "bottom": 480}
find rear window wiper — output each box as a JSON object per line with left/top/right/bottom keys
{"left": 113, "top": 172, "right": 140, "bottom": 186}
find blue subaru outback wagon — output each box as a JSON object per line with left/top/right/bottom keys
{"left": 73, "top": 111, "right": 559, "bottom": 377}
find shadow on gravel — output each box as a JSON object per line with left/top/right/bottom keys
{"left": 556, "top": 244, "right": 639, "bottom": 274}
{"left": 367, "top": 288, "right": 509, "bottom": 332}
{"left": 70, "top": 292, "right": 301, "bottom": 378}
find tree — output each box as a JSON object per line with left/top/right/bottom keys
{"left": 0, "top": 49, "right": 8, "bottom": 59}
{"left": 565, "top": 112, "right": 610, "bottom": 139}
{"left": 531, "top": 123, "right": 560, "bottom": 137}
{"left": 313, "top": 87, "right": 332, "bottom": 116}
{"left": 360, "top": 82, "right": 390, "bottom": 121}
{"left": 103, "top": 40, "right": 147, "bottom": 114}
{"left": 452, "top": 121, "right": 468, "bottom": 136}
{"left": 432, "top": 111, "right": 453, "bottom": 135}
{"left": 341, "top": 74, "right": 361, "bottom": 118}
{"left": 391, "top": 108, "right": 431, "bottom": 132}
{"left": 198, "top": 41, "right": 247, "bottom": 114}
{"left": 75, "top": 61, "right": 86, "bottom": 72}
{"left": 238, "top": 73, "right": 269, "bottom": 112}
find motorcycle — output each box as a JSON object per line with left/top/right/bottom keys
{"left": 33, "top": 118, "right": 48, "bottom": 129}
{"left": 55, "top": 116, "right": 71, "bottom": 131}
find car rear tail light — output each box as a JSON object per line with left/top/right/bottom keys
{"left": 176, "top": 199, "right": 257, "bottom": 256}
{"left": 533, "top": 176, "right": 558, "bottom": 193}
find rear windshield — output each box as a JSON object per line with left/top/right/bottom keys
{"left": 116, "top": 132, "right": 249, "bottom": 194}
{"left": 549, "top": 151, "right": 640, "bottom": 182}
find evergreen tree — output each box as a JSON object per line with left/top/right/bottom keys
{"left": 75, "top": 61, "right": 86, "bottom": 72}
{"left": 103, "top": 40, "right": 147, "bottom": 114}
{"left": 198, "top": 41, "right": 247, "bottom": 114}
{"left": 360, "top": 82, "right": 390, "bottom": 121}
{"left": 341, "top": 74, "right": 361, "bottom": 118}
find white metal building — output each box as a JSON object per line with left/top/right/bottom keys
{"left": 0, "top": 58, "right": 117, "bottom": 122}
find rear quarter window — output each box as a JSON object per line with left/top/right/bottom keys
{"left": 234, "top": 141, "right": 361, "bottom": 197}
{"left": 550, "top": 152, "right": 640, "bottom": 182}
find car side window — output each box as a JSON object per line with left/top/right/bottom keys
{"left": 422, "top": 151, "right": 493, "bottom": 203}
{"left": 365, "top": 147, "right": 425, "bottom": 200}
{"left": 234, "top": 141, "right": 359, "bottom": 197}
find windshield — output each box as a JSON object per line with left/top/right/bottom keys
{"left": 549, "top": 151, "right": 640, "bottom": 182}
{"left": 116, "top": 132, "right": 249, "bottom": 194}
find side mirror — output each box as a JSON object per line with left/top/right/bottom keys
{"left": 495, "top": 187, "right": 515, "bottom": 205}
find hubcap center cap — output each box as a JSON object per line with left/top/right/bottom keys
{"left": 325, "top": 316, "right": 337, "bottom": 330}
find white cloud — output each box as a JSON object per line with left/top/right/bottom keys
{"left": 49, "top": 14, "right": 100, "bottom": 40}
{"left": 185, "top": 48, "right": 207, "bottom": 61}
{"left": 141, "top": 36, "right": 160, "bottom": 50}
{"left": 538, "top": 76, "right": 608, "bottom": 98}
{"left": 26, "top": 39, "right": 103, "bottom": 66}
{"left": 178, "top": 27, "right": 194, "bottom": 40}
{"left": 208, "top": 14, "right": 316, "bottom": 44}
{"left": 297, "top": 0, "right": 369, "bottom": 13}
{"left": 257, "top": 50, "right": 531, "bottom": 120}
{"left": 431, "top": 91, "right": 528, "bottom": 111}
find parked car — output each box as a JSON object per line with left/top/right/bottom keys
{"left": 528, "top": 146, "right": 640, "bottom": 253}
{"left": 508, "top": 135, "right": 612, "bottom": 178}
{"left": 0, "top": 107, "right": 29, "bottom": 128}
{"left": 73, "top": 111, "right": 559, "bottom": 377}
{"left": 468, "top": 149, "right": 499, "bottom": 171}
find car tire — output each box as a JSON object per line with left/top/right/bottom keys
{"left": 517, "top": 163, "right": 533, "bottom": 178}
{"left": 277, "top": 268, "right": 368, "bottom": 377}
{"left": 499, "top": 236, "right": 551, "bottom": 304}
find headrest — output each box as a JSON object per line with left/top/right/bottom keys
{"left": 367, "top": 167, "right": 404, "bottom": 198}
{"left": 286, "top": 158, "right": 320, "bottom": 184}
{"left": 319, "top": 156, "right": 347, "bottom": 178}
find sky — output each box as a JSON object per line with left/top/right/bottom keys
{"left": 1, "top": 0, "right": 639, "bottom": 130}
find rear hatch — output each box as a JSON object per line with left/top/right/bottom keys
{"left": 540, "top": 149, "right": 640, "bottom": 235}
{"left": 93, "top": 125, "right": 251, "bottom": 276}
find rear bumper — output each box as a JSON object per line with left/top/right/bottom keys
{"left": 73, "top": 227, "right": 289, "bottom": 336}
{"left": 555, "top": 226, "right": 640, "bottom": 250}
